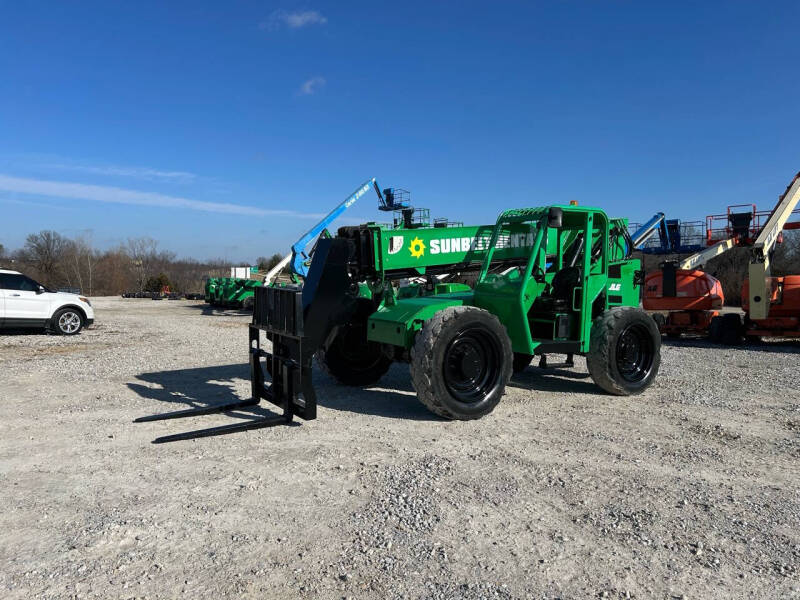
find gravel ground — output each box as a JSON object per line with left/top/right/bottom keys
{"left": 0, "top": 297, "right": 798, "bottom": 599}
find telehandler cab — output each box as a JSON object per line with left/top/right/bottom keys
{"left": 138, "top": 185, "right": 660, "bottom": 442}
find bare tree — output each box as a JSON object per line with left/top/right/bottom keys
{"left": 22, "top": 230, "right": 68, "bottom": 286}
{"left": 94, "top": 246, "right": 136, "bottom": 295}
{"left": 5, "top": 230, "right": 269, "bottom": 296}
{"left": 705, "top": 247, "right": 752, "bottom": 306}
{"left": 124, "top": 237, "right": 159, "bottom": 292}
{"left": 257, "top": 253, "right": 285, "bottom": 271}
{"left": 62, "top": 235, "right": 97, "bottom": 294}
{"left": 772, "top": 230, "right": 800, "bottom": 276}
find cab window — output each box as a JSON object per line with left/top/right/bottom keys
{"left": 0, "top": 274, "right": 41, "bottom": 291}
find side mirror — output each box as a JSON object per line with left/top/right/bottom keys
{"left": 36, "top": 285, "right": 45, "bottom": 295}
{"left": 548, "top": 207, "right": 563, "bottom": 228}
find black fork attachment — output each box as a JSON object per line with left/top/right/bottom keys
{"left": 135, "top": 238, "right": 359, "bottom": 443}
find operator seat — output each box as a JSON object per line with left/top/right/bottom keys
{"left": 536, "top": 266, "right": 581, "bottom": 311}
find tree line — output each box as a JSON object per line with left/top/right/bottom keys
{"left": 1, "top": 228, "right": 797, "bottom": 302}
{"left": 0, "top": 230, "right": 286, "bottom": 296}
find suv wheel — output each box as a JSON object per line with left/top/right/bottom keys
{"left": 53, "top": 308, "right": 84, "bottom": 335}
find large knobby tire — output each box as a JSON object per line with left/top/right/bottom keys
{"left": 52, "top": 308, "right": 84, "bottom": 336}
{"left": 316, "top": 323, "right": 393, "bottom": 386}
{"left": 410, "top": 306, "right": 512, "bottom": 420}
{"left": 587, "top": 307, "right": 660, "bottom": 396}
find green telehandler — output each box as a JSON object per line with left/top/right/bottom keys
{"left": 209, "top": 277, "right": 242, "bottom": 307}
{"left": 138, "top": 188, "right": 660, "bottom": 442}
{"left": 203, "top": 277, "right": 218, "bottom": 303}
{"left": 227, "top": 278, "right": 263, "bottom": 310}
{"left": 211, "top": 278, "right": 228, "bottom": 306}
{"left": 205, "top": 277, "right": 263, "bottom": 310}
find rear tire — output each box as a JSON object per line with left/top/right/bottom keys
{"left": 52, "top": 308, "right": 84, "bottom": 336}
{"left": 410, "top": 306, "right": 512, "bottom": 420}
{"left": 242, "top": 296, "right": 255, "bottom": 312}
{"left": 587, "top": 307, "right": 660, "bottom": 395}
{"left": 316, "top": 323, "right": 392, "bottom": 386}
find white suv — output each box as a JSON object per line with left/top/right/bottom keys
{"left": 0, "top": 269, "right": 95, "bottom": 335}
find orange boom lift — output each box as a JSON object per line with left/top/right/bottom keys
{"left": 643, "top": 171, "right": 800, "bottom": 343}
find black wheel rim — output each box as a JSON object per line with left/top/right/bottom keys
{"left": 443, "top": 325, "right": 502, "bottom": 403}
{"left": 616, "top": 323, "right": 655, "bottom": 383}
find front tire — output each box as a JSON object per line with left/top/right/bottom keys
{"left": 587, "top": 307, "right": 660, "bottom": 395}
{"left": 410, "top": 306, "right": 512, "bottom": 420}
{"left": 52, "top": 308, "right": 84, "bottom": 336}
{"left": 512, "top": 353, "right": 533, "bottom": 373}
{"left": 316, "top": 323, "right": 393, "bottom": 386}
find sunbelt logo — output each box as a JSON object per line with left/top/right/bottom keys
{"left": 430, "top": 233, "right": 535, "bottom": 254}
{"left": 388, "top": 236, "right": 404, "bottom": 255}
{"left": 391, "top": 232, "right": 536, "bottom": 260}
{"left": 430, "top": 236, "right": 481, "bottom": 255}
{"left": 409, "top": 237, "right": 426, "bottom": 258}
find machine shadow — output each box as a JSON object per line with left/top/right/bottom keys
{"left": 316, "top": 366, "right": 441, "bottom": 422}
{"left": 509, "top": 366, "right": 598, "bottom": 394}
{"left": 128, "top": 363, "right": 276, "bottom": 421}
{"left": 128, "top": 362, "right": 441, "bottom": 422}
{"left": 0, "top": 328, "right": 52, "bottom": 336}
{"left": 184, "top": 303, "right": 253, "bottom": 317}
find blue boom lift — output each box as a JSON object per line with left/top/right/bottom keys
{"left": 264, "top": 179, "right": 376, "bottom": 283}
{"left": 628, "top": 213, "right": 706, "bottom": 255}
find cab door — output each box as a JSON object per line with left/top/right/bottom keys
{"left": 0, "top": 273, "right": 51, "bottom": 323}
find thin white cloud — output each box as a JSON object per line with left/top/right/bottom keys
{"left": 0, "top": 196, "right": 69, "bottom": 211}
{"left": 0, "top": 174, "right": 324, "bottom": 219}
{"left": 299, "top": 76, "right": 326, "bottom": 95}
{"left": 262, "top": 10, "right": 327, "bottom": 30}
{"left": 283, "top": 10, "right": 327, "bottom": 28}
{"left": 42, "top": 162, "right": 197, "bottom": 182}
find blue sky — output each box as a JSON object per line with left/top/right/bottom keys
{"left": 1, "top": 1, "right": 799, "bottom": 262}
